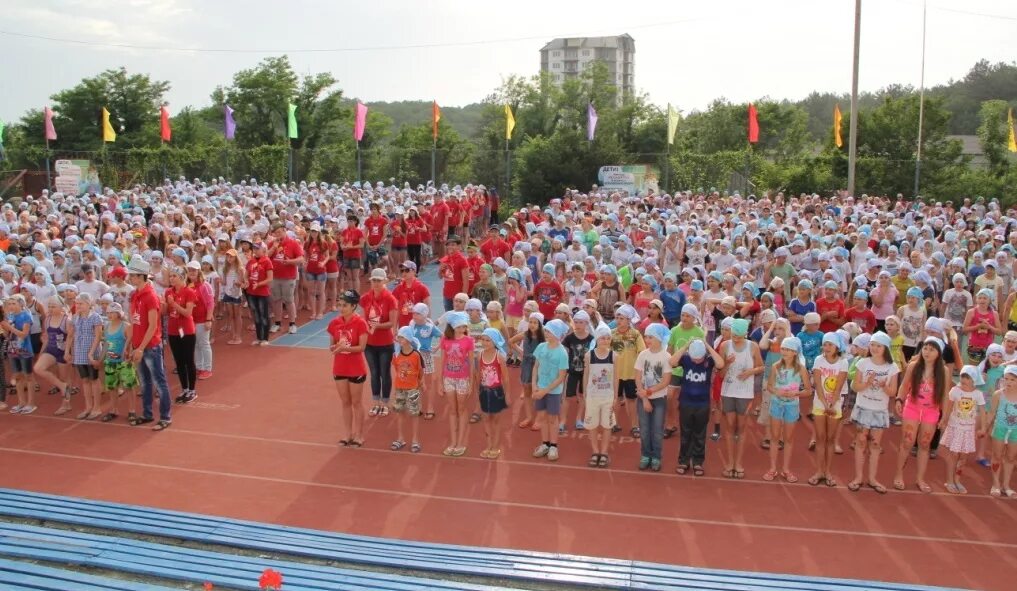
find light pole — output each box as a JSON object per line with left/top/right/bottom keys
{"left": 847, "top": 0, "right": 862, "bottom": 197}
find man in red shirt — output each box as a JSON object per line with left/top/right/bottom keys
{"left": 364, "top": 204, "right": 391, "bottom": 274}
{"left": 429, "top": 195, "right": 449, "bottom": 259}
{"left": 479, "top": 226, "right": 509, "bottom": 263}
{"left": 360, "top": 268, "right": 399, "bottom": 416}
{"left": 126, "top": 257, "right": 172, "bottom": 430}
{"left": 392, "top": 261, "right": 431, "bottom": 327}
{"left": 269, "top": 223, "right": 305, "bottom": 335}
{"left": 440, "top": 236, "right": 470, "bottom": 311}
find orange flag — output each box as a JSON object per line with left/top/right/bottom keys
{"left": 747, "top": 103, "right": 759, "bottom": 144}
{"left": 432, "top": 101, "right": 441, "bottom": 140}
{"left": 160, "top": 106, "right": 172, "bottom": 142}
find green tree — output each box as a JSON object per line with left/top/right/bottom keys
{"left": 977, "top": 99, "right": 1013, "bottom": 177}
{"left": 384, "top": 122, "right": 474, "bottom": 186}
{"left": 216, "top": 56, "right": 298, "bottom": 148}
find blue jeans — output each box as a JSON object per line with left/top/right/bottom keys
{"left": 637, "top": 397, "right": 666, "bottom": 460}
{"left": 139, "top": 345, "right": 172, "bottom": 422}
{"left": 364, "top": 344, "right": 393, "bottom": 402}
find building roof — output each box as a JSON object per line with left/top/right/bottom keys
{"left": 540, "top": 34, "right": 634, "bottom": 52}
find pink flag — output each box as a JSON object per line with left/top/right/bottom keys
{"left": 44, "top": 107, "right": 57, "bottom": 141}
{"left": 354, "top": 102, "right": 368, "bottom": 142}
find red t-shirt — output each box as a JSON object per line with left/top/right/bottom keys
{"left": 392, "top": 279, "right": 430, "bottom": 327}
{"left": 364, "top": 215, "right": 388, "bottom": 247}
{"left": 406, "top": 218, "right": 425, "bottom": 246}
{"left": 844, "top": 306, "right": 877, "bottom": 334}
{"left": 325, "top": 241, "right": 340, "bottom": 273}
{"left": 341, "top": 227, "right": 365, "bottom": 259}
{"left": 441, "top": 252, "right": 469, "bottom": 298}
{"left": 271, "top": 237, "right": 303, "bottom": 280}
{"left": 360, "top": 289, "right": 398, "bottom": 347}
{"left": 390, "top": 220, "right": 408, "bottom": 248}
{"left": 245, "top": 257, "right": 273, "bottom": 297}
{"left": 130, "top": 283, "right": 162, "bottom": 349}
{"left": 533, "top": 280, "right": 564, "bottom": 319}
{"left": 480, "top": 238, "right": 509, "bottom": 263}
{"left": 165, "top": 285, "right": 198, "bottom": 336}
{"left": 430, "top": 203, "right": 448, "bottom": 230}
{"left": 418, "top": 212, "right": 434, "bottom": 242}
{"left": 328, "top": 314, "right": 369, "bottom": 377}
{"left": 466, "top": 256, "right": 484, "bottom": 293}
{"left": 305, "top": 241, "right": 326, "bottom": 275}
{"left": 816, "top": 297, "right": 845, "bottom": 333}
{"left": 447, "top": 201, "right": 463, "bottom": 226}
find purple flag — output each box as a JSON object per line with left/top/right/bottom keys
{"left": 587, "top": 102, "right": 598, "bottom": 141}
{"left": 224, "top": 105, "right": 236, "bottom": 141}
{"left": 354, "top": 102, "right": 368, "bottom": 143}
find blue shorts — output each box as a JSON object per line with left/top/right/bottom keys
{"left": 305, "top": 272, "right": 327, "bottom": 282}
{"left": 769, "top": 396, "right": 800, "bottom": 423}
{"left": 534, "top": 392, "right": 562, "bottom": 416}
{"left": 11, "top": 357, "right": 33, "bottom": 374}
{"left": 222, "top": 295, "right": 243, "bottom": 305}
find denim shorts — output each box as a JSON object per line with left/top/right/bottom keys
{"left": 769, "top": 396, "right": 800, "bottom": 423}
{"left": 11, "top": 357, "right": 33, "bottom": 374}
{"left": 305, "top": 272, "right": 327, "bottom": 282}
{"left": 222, "top": 294, "right": 243, "bottom": 305}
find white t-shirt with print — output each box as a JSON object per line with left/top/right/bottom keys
{"left": 853, "top": 358, "right": 900, "bottom": 411}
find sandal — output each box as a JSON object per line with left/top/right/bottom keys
{"left": 347, "top": 440, "right": 364, "bottom": 448}
{"left": 663, "top": 426, "right": 678, "bottom": 439}
{"left": 338, "top": 440, "right": 351, "bottom": 447}
{"left": 480, "top": 449, "right": 493, "bottom": 459}
{"left": 676, "top": 464, "right": 689, "bottom": 475}
{"left": 781, "top": 472, "right": 799, "bottom": 484}
{"left": 126, "top": 412, "right": 137, "bottom": 423}
{"left": 86, "top": 411, "right": 103, "bottom": 420}
{"left": 868, "top": 482, "right": 888, "bottom": 494}
{"left": 76, "top": 411, "right": 91, "bottom": 420}
{"left": 762, "top": 470, "right": 778, "bottom": 482}
{"left": 469, "top": 413, "right": 481, "bottom": 424}
{"left": 487, "top": 449, "right": 501, "bottom": 459}
{"left": 834, "top": 445, "right": 844, "bottom": 455}
{"left": 423, "top": 412, "right": 436, "bottom": 420}
{"left": 100, "top": 412, "right": 118, "bottom": 423}
{"left": 452, "top": 447, "right": 466, "bottom": 457}
{"left": 722, "top": 468, "right": 736, "bottom": 479}
{"left": 807, "top": 474, "right": 824, "bottom": 486}
{"left": 692, "top": 466, "right": 705, "bottom": 477}
{"left": 916, "top": 482, "right": 932, "bottom": 494}
{"left": 598, "top": 455, "right": 610, "bottom": 468}
{"left": 847, "top": 481, "right": 862, "bottom": 492}
{"left": 808, "top": 439, "right": 816, "bottom": 451}
{"left": 588, "top": 454, "right": 601, "bottom": 468}
{"left": 368, "top": 405, "right": 380, "bottom": 417}
{"left": 760, "top": 439, "right": 771, "bottom": 450}
{"left": 825, "top": 477, "right": 838, "bottom": 487}
{"left": 517, "top": 419, "right": 532, "bottom": 429}
{"left": 390, "top": 440, "right": 406, "bottom": 451}
{"left": 734, "top": 469, "right": 745, "bottom": 479}
{"left": 990, "top": 487, "right": 1002, "bottom": 497}
{"left": 410, "top": 442, "right": 422, "bottom": 453}
{"left": 1005, "top": 489, "right": 1017, "bottom": 499}
{"left": 151, "top": 420, "right": 171, "bottom": 431}
{"left": 893, "top": 479, "right": 906, "bottom": 491}
{"left": 54, "top": 404, "right": 72, "bottom": 416}
{"left": 945, "top": 482, "right": 960, "bottom": 494}
{"left": 442, "top": 446, "right": 456, "bottom": 456}
{"left": 631, "top": 427, "right": 641, "bottom": 438}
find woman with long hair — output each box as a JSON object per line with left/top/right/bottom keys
{"left": 303, "top": 223, "right": 329, "bottom": 321}
{"left": 186, "top": 262, "right": 214, "bottom": 380}
{"left": 892, "top": 337, "right": 948, "bottom": 493}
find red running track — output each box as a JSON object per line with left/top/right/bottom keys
{"left": 0, "top": 338, "right": 1015, "bottom": 591}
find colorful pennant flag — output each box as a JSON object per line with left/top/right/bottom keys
{"left": 101, "top": 107, "right": 116, "bottom": 142}
{"left": 432, "top": 101, "right": 441, "bottom": 141}
{"left": 1008, "top": 107, "right": 1016, "bottom": 153}
{"left": 0, "top": 120, "right": 5, "bottom": 149}
{"left": 44, "top": 107, "right": 57, "bottom": 141}
{"left": 160, "top": 106, "right": 172, "bottom": 142}
{"left": 505, "top": 104, "right": 515, "bottom": 140}
{"left": 833, "top": 104, "right": 843, "bottom": 148}
{"left": 587, "top": 102, "right": 598, "bottom": 142}
{"left": 666, "top": 103, "right": 678, "bottom": 146}
{"left": 287, "top": 103, "right": 298, "bottom": 139}
{"left": 354, "top": 101, "right": 368, "bottom": 142}
{"left": 747, "top": 103, "right": 759, "bottom": 144}
{"left": 224, "top": 105, "right": 236, "bottom": 141}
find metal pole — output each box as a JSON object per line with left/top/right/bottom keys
{"left": 356, "top": 141, "right": 362, "bottom": 183}
{"left": 431, "top": 137, "right": 436, "bottom": 185}
{"left": 847, "top": 0, "right": 862, "bottom": 196}
{"left": 287, "top": 145, "right": 293, "bottom": 183}
{"left": 505, "top": 138, "right": 511, "bottom": 203}
{"left": 665, "top": 141, "right": 671, "bottom": 194}
{"left": 161, "top": 140, "right": 167, "bottom": 180}
{"left": 913, "top": 0, "right": 927, "bottom": 198}
{"left": 45, "top": 139, "right": 51, "bottom": 190}
{"left": 224, "top": 145, "right": 230, "bottom": 181}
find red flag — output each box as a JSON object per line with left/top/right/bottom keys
{"left": 432, "top": 101, "right": 441, "bottom": 141}
{"left": 160, "top": 106, "right": 172, "bottom": 142}
{"left": 747, "top": 103, "right": 759, "bottom": 144}
{"left": 44, "top": 107, "right": 57, "bottom": 141}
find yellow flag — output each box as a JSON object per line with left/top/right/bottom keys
{"left": 833, "top": 104, "right": 843, "bottom": 148}
{"left": 101, "top": 107, "right": 116, "bottom": 142}
{"left": 505, "top": 104, "right": 515, "bottom": 140}
{"left": 1008, "top": 108, "right": 1016, "bottom": 153}
{"left": 666, "top": 103, "right": 679, "bottom": 146}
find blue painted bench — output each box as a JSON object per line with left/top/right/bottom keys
{"left": 0, "top": 556, "right": 177, "bottom": 591}
{"left": 0, "top": 521, "right": 515, "bottom": 591}
{"left": 0, "top": 488, "right": 961, "bottom": 591}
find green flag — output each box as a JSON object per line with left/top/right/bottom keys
{"left": 287, "top": 103, "right": 298, "bottom": 139}
{"left": 0, "top": 120, "right": 5, "bottom": 148}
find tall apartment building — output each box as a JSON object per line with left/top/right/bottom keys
{"left": 539, "top": 34, "right": 635, "bottom": 98}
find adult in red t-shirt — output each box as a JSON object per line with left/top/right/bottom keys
{"left": 429, "top": 197, "right": 449, "bottom": 259}
{"left": 164, "top": 270, "right": 198, "bottom": 401}
{"left": 480, "top": 227, "right": 509, "bottom": 263}
{"left": 340, "top": 215, "right": 366, "bottom": 288}
{"left": 405, "top": 209, "right": 426, "bottom": 269}
{"left": 392, "top": 261, "right": 431, "bottom": 327}
{"left": 304, "top": 225, "right": 330, "bottom": 320}
{"left": 360, "top": 269, "right": 399, "bottom": 415}
{"left": 268, "top": 224, "right": 305, "bottom": 333}
{"left": 127, "top": 259, "right": 173, "bottom": 426}
{"left": 329, "top": 289, "right": 369, "bottom": 447}
{"left": 440, "top": 237, "right": 471, "bottom": 310}
{"left": 244, "top": 242, "right": 274, "bottom": 345}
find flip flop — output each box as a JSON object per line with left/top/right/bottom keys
{"left": 692, "top": 466, "right": 705, "bottom": 477}
{"left": 734, "top": 470, "right": 745, "bottom": 479}
{"left": 100, "top": 412, "right": 118, "bottom": 423}
{"left": 151, "top": 420, "right": 171, "bottom": 432}
{"left": 990, "top": 487, "right": 1002, "bottom": 497}
{"left": 825, "top": 477, "right": 838, "bottom": 487}
{"left": 676, "top": 464, "right": 689, "bottom": 475}
{"left": 722, "top": 469, "right": 736, "bottom": 479}
{"left": 1005, "top": 489, "right": 1017, "bottom": 499}
{"left": 423, "top": 412, "right": 436, "bottom": 420}
{"left": 782, "top": 472, "right": 799, "bottom": 484}
{"left": 916, "top": 482, "right": 932, "bottom": 494}
{"left": 469, "top": 413, "right": 482, "bottom": 424}
{"left": 760, "top": 439, "right": 771, "bottom": 450}
{"left": 598, "top": 455, "right": 610, "bottom": 468}
{"left": 589, "top": 454, "right": 601, "bottom": 468}
{"left": 807, "top": 474, "right": 824, "bottom": 486}
{"left": 663, "top": 426, "right": 678, "bottom": 439}
{"left": 847, "top": 481, "right": 862, "bottom": 492}
{"left": 442, "top": 446, "right": 456, "bottom": 456}
{"left": 338, "top": 440, "right": 351, "bottom": 447}
{"left": 347, "top": 440, "right": 364, "bottom": 448}
{"left": 390, "top": 440, "right": 406, "bottom": 451}
{"left": 945, "top": 482, "right": 960, "bottom": 494}
{"left": 868, "top": 482, "right": 888, "bottom": 494}
{"left": 410, "top": 442, "right": 422, "bottom": 453}
{"left": 517, "top": 419, "right": 531, "bottom": 429}
{"left": 763, "top": 470, "right": 778, "bottom": 482}
{"left": 893, "top": 480, "right": 905, "bottom": 491}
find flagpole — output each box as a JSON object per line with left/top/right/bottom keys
{"left": 356, "top": 141, "right": 362, "bottom": 183}
{"left": 224, "top": 145, "right": 231, "bottom": 181}
{"left": 504, "top": 138, "right": 511, "bottom": 203}
{"left": 913, "top": 0, "right": 927, "bottom": 198}
{"left": 161, "top": 139, "right": 167, "bottom": 181}
{"left": 288, "top": 143, "right": 294, "bottom": 183}
{"left": 45, "top": 139, "right": 52, "bottom": 191}
{"left": 665, "top": 142, "right": 671, "bottom": 194}
{"left": 847, "top": 0, "right": 862, "bottom": 196}
{"left": 431, "top": 136, "right": 437, "bottom": 185}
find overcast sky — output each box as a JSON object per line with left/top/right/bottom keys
{"left": 1, "top": 0, "right": 1015, "bottom": 124}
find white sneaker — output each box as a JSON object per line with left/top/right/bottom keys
{"left": 288, "top": 324, "right": 298, "bottom": 334}
{"left": 532, "top": 443, "right": 549, "bottom": 458}
{"left": 9, "top": 405, "right": 23, "bottom": 414}
{"left": 547, "top": 446, "right": 559, "bottom": 461}
{"left": 270, "top": 324, "right": 281, "bottom": 334}
{"left": 19, "top": 406, "right": 37, "bottom": 415}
